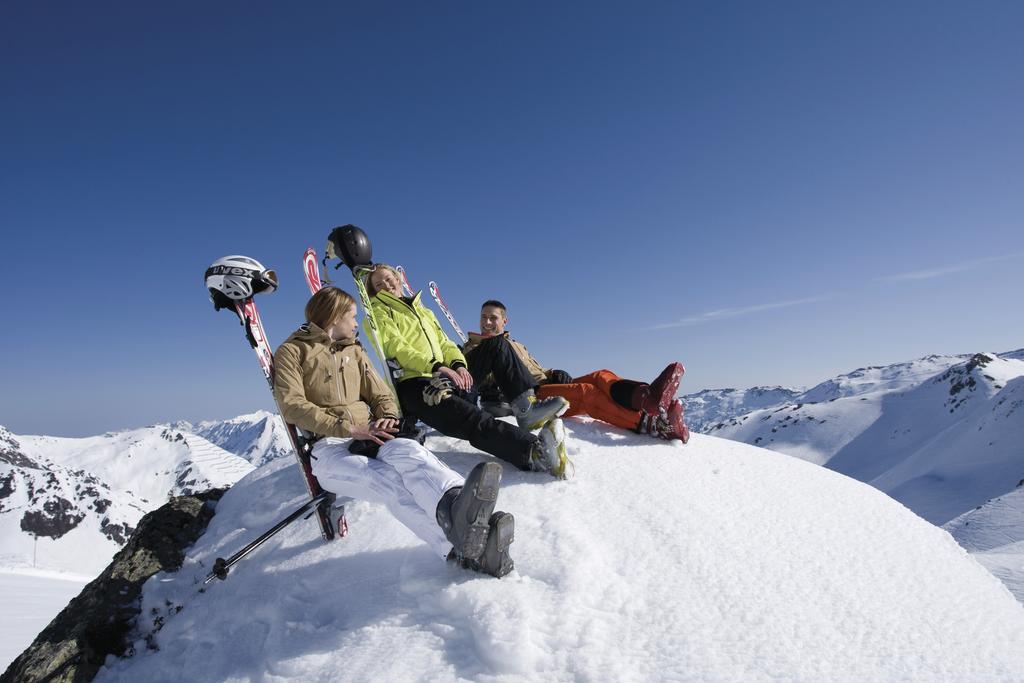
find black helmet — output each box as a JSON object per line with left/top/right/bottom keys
{"left": 326, "top": 225, "right": 373, "bottom": 269}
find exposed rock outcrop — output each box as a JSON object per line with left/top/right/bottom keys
{"left": 1, "top": 488, "right": 226, "bottom": 683}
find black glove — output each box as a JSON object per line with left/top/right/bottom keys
{"left": 546, "top": 369, "right": 573, "bottom": 385}
{"left": 423, "top": 375, "right": 455, "bottom": 406}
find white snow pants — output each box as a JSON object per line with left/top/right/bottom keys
{"left": 311, "top": 437, "right": 464, "bottom": 558}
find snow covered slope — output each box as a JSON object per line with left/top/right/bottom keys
{"left": 1, "top": 424, "right": 254, "bottom": 575}
{"left": 98, "top": 422, "right": 1024, "bottom": 681}
{"left": 840, "top": 353, "right": 1024, "bottom": 524}
{"left": 945, "top": 483, "right": 1024, "bottom": 602}
{"left": 1, "top": 426, "right": 146, "bottom": 574}
{"left": 0, "top": 569, "right": 90, "bottom": 671}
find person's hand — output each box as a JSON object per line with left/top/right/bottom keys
{"left": 438, "top": 365, "right": 473, "bottom": 392}
{"left": 455, "top": 366, "right": 474, "bottom": 391}
{"left": 370, "top": 418, "right": 400, "bottom": 433}
{"left": 350, "top": 422, "right": 397, "bottom": 445}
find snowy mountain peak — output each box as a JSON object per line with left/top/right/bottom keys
{"left": 191, "top": 411, "right": 294, "bottom": 468}
{"left": 800, "top": 353, "right": 970, "bottom": 404}
{"left": 1, "top": 427, "right": 42, "bottom": 471}
{"left": 932, "top": 352, "right": 1022, "bottom": 413}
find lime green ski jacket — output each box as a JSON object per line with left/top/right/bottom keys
{"left": 369, "top": 290, "right": 467, "bottom": 381}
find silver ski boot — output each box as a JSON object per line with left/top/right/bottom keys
{"left": 529, "top": 417, "right": 572, "bottom": 479}
{"left": 511, "top": 389, "right": 569, "bottom": 430}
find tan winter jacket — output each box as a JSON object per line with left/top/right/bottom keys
{"left": 273, "top": 322, "right": 399, "bottom": 438}
{"left": 463, "top": 332, "right": 548, "bottom": 386}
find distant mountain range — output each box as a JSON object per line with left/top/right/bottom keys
{"left": 682, "top": 349, "right": 1024, "bottom": 525}
{"left": 1, "top": 424, "right": 254, "bottom": 575}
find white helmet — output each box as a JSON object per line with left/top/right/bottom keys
{"left": 205, "top": 255, "right": 278, "bottom": 310}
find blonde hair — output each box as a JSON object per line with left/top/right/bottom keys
{"left": 364, "top": 264, "right": 400, "bottom": 298}
{"left": 305, "top": 287, "right": 356, "bottom": 330}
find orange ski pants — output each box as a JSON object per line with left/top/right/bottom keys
{"left": 536, "top": 369, "right": 640, "bottom": 432}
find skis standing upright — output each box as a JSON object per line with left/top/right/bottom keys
{"left": 230, "top": 300, "right": 339, "bottom": 541}
{"left": 350, "top": 263, "right": 404, "bottom": 395}
{"left": 396, "top": 265, "right": 466, "bottom": 344}
{"left": 303, "top": 247, "right": 322, "bottom": 295}
{"left": 207, "top": 259, "right": 338, "bottom": 544}
{"left": 315, "top": 243, "right": 402, "bottom": 401}
{"left": 428, "top": 280, "right": 468, "bottom": 344}
{"left": 394, "top": 265, "right": 416, "bottom": 297}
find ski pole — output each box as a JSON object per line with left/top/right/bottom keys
{"left": 204, "top": 491, "right": 334, "bottom": 584}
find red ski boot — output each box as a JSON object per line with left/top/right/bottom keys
{"left": 639, "top": 399, "right": 690, "bottom": 443}
{"left": 632, "top": 362, "right": 684, "bottom": 415}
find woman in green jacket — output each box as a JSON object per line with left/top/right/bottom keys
{"left": 366, "top": 265, "right": 571, "bottom": 479}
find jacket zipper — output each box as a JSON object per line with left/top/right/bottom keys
{"left": 386, "top": 294, "right": 442, "bottom": 366}
{"left": 335, "top": 349, "right": 346, "bottom": 402}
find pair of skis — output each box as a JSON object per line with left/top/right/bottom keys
{"left": 205, "top": 253, "right": 348, "bottom": 583}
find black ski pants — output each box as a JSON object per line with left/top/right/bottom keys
{"left": 397, "top": 377, "right": 536, "bottom": 471}
{"left": 464, "top": 335, "right": 536, "bottom": 402}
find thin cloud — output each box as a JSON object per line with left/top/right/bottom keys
{"left": 877, "top": 253, "right": 1023, "bottom": 283}
{"left": 650, "top": 296, "right": 829, "bottom": 330}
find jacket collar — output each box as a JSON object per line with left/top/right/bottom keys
{"left": 376, "top": 289, "right": 422, "bottom": 308}
{"left": 293, "top": 322, "right": 360, "bottom": 350}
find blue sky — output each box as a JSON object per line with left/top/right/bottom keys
{"left": 2, "top": 1, "right": 1022, "bottom": 436}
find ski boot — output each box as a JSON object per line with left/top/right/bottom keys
{"left": 512, "top": 388, "right": 569, "bottom": 430}
{"left": 632, "top": 362, "right": 684, "bottom": 415}
{"left": 436, "top": 462, "right": 502, "bottom": 561}
{"left": 530, "top": 418, "right": 573, "bottom": 479}
{"left": 639, "top": 399, "right": 690, "bottom": 443}
{"left": 463, "top": 511, "right": 515, "bottom": 578}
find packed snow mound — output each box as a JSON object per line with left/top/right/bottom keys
{"left": 945, "top": 483, "right": 1024, "bottom": 602}
{"left": 99, "top": 421, "right": 1024, "bottom": 682}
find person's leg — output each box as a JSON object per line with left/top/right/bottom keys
{"left": 467, "top": 337, "right": 568, "bottom": 429}
{"left": 376, "top": 439, "right": 518, "bottom": 566}
{"left": 312, "top": 438, "right": 454, "bottom": 557}
{"left": 465, "top": 336, "right": 535, "bottom": 399}
{"left": 398, "top": 379, "right": 536, "bottom": 470}
{"left": 538, "top": 372, "right": 643, "bottom": 432}
{"left": 590, "top": 365, "right": 683, "bottom": 415}
{"left": 376, "top": 437, "right": 463, "bottom": 517}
